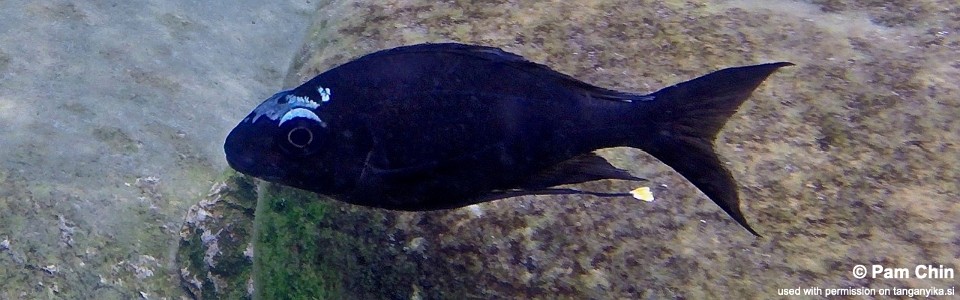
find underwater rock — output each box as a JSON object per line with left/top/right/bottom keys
{"left": 180, "top": 0, "right": 959, "bottom": 298}
{"left": 177, "top": 172, "right": 258, "bottom": 299}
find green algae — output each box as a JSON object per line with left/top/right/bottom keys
{"left": 250, "top": 185, "right": 425, "bottom": 299}
{"left": 177, "top": 170, "right": 420, "bottom": 299}
{"left": 253, "top": 184, "right": 343, "bottom": 300}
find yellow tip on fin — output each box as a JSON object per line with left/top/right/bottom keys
{"left": 631, "top": 187, "right": 654, "bottom": 202}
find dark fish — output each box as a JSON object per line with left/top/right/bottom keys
{"left": 225, "top": 42, "right": 790, "bottom": 236}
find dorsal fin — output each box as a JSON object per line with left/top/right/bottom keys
{"left": 360, "top": 43, "right": 643, "bottom": 102}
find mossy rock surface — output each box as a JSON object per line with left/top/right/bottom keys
{"left": 178, "top": 173, "right": 420, "bottom": 299}
{"left": 177, "top": 172, "right": 258, "bottom": 299}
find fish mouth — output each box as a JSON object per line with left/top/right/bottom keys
{"left": 224, "top": 150, "right": 257, "bottom": 174}
{"left": 224, "top": 123, "right": 286, "bottom": 180}
{"left": 224, "top": 143, "right": 286, "bottom": 178}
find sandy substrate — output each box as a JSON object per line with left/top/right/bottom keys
{"left": 0, "top": 0, "right": 314, "bottom": 298}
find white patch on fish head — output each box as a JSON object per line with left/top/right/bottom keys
{"left": 279, "top": 107, "right": 326, "bottom": 128}
{"left": 249, "top": 90, "right": 322, "bottom": 123}
{"left": 286, "top": 95, "right": 320, "bottom": 108}
{"left": 317, "top": 86, "right": 331, "bottom": 102}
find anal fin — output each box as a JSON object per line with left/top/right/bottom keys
{"left": 519, "top": 153, "right": 645, "bottom": 189}
{"left": 476, "top": 188, "right": 633, "bottom": 203}
{"left": 470, "top": 153, "right": 647, "bottom": 205}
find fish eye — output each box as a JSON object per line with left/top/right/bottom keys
{"left": 287, "top": 126, "right": 314, "bottom": 148}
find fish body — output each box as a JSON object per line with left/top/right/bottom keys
{"left": 225, "top": 43, "right": 790, "bottom": 235}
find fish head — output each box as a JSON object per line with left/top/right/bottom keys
{"left": 224, "top": 89, "right": 339, "bottom": 191}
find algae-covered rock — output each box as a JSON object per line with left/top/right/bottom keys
{"left": 252, "top": 184, "right": 421, "bottom": 299}
{"left": 178, "top": 172, "right": 258, "bottom": 299}
{"left": 178, "top": 173, "right": 420, "bottom": 299}
{"left": 183, "top": 0, "right": 959, "bottom": 298}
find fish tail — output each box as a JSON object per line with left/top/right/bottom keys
{"left": 633, "top": 62, "right": 792, "bottom": 236}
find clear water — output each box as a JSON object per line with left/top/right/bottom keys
{"left": 0, "top": 0, "right": 313, "bottom": 298}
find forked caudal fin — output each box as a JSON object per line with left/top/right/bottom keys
{"left": 637, "top": 62, "right": 793, "bottom": 236}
